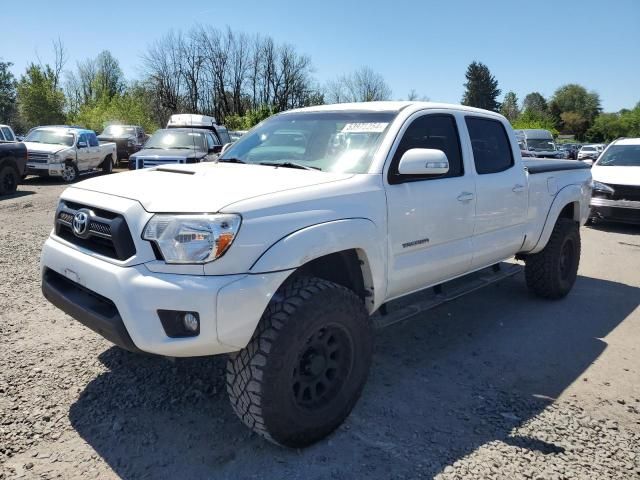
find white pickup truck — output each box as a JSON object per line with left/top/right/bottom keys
{"left": 24, "top": 126, "right": 117, "bottom": 182}
{"left": 40, "top": 102, "right": 592, "bottom": 447}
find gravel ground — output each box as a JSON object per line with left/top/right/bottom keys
{"left": 1, "top": 174, "right": 639, "bottom": 479}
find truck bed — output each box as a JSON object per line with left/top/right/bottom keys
{"left": 524, "top": 159, "right": 591, "bottom": 174}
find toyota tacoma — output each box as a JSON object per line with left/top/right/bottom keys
{"left": 41, "top": 102, "right": 592, "bottom": 447}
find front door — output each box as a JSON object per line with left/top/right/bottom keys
{"left": 385, "top": 111, "right": 476, "bottom": 300}
{"left": 464, "top": 116, "right": 528, "bottom": 268}
{"left": 76, "top": 133, "right": 92, "bottom": 171}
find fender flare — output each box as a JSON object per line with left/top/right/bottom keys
{"left": 529, "top": 183, "right": 584, "bottom": 254}
{"left": 250, "top": 218, "right": 387, "bottom": 311}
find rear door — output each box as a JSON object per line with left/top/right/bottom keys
{"left": 87, "top": 133, "right": 103, "bottom": 168}
{"left": 385, "top": 111, "right": 476, "bottom": 299}
{"left": 464, "top": 116, "right": 528, "bottom": 268}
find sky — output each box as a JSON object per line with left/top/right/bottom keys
{"left": 3, "top": 0, "right": 639, "bottom": 112}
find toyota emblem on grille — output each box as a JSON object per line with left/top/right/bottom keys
{"left": 72, "top": 209, "right": 91, "bottom": 237}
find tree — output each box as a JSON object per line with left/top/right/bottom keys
{"left": 325, "top": 66, "right": 391, "bottom": 103}
{"left": 0, "top": 60, "right": 17, "bottom": 125}
{"left": 461, "top": 61, "right": 501, "bottom": 112}
{"left": 512, "top": 109, "right": 558, "bottom": 136}
{"left": 522, "top": 92, "right": 548, "bottom": 115}
{"left": 17, "top": 64, "right": 65, "bottom": 128}
{"left": 500, "top": 91, "right": 520, "bottom": 122}
{"left": 549, "top": 84, "right": 601, "bottom": 139}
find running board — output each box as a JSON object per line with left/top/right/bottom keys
{"left": 372, "top": 262, "right": 522, "bottom": 329}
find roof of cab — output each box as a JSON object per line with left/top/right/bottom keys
{"left": 287, "top": 101, "right": 505, "bottom": 118}
{"left": 612, "top": 138, "right": 640, "bottom": 146}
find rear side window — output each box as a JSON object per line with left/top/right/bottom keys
{"left": 1, "top": 127, "right": 15, "bottom": 141}
{"left": 88, "top": 133, "right": 99, "bottom": 147}
{"left": 389, "top": 114, "right": 463, "bottom": 183}
{"left": 466, "top": 117, "right": 514, "bottom": 174}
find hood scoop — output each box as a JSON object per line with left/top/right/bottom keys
{"left": 154, "top": 168, "right": 195, "bottom": 175}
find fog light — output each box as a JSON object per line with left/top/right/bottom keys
{"left": 183, "top": 312, "right": 199, "bottom": 332}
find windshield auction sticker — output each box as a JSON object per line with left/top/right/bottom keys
{"left": 341, "top": 123, "right": 389, "bottom": 133}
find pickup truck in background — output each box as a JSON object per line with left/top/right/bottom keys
{"left": 23, "top": 126, "right": 117, "bottom": 182}
{"left": 41, "top": 102, "right": 592, "bottom": 448}
{"left": 129, "top": 128, "right": 221, "bottom": 169}
{"left": 0, "top": 142, "right": 27, "bottom": 195}
{"left": 97, "top": 124, "right": 147, "bottom": 165}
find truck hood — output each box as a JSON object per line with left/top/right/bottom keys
{"left": 591, "top": 165, "right": 640, "bottom": 186}
{"left": 22, "top": 142, "right": 67, "bottom": 154}
{"left": 70, "top": 162, "right": 354, "bottom": 212}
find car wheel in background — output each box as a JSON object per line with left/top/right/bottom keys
{"left": 102, "top": 155, "right": 114, "bottom": 174}
{"left": 0, "top": 164, "right": 19, "bottom": 195}
{"left": 61, "top": 163, "right": 79, "bottom": 183}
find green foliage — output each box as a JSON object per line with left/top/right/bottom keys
{"left": 522, "top": 92, "right": 548, "bottom": 115}
{"left": 512, "top": 109, "right": 559, "bottom": 136}
{"left": 461, "top": 61, "right": 501, "bottom": 112}
{"left": 70, "top": 85, "right": 159, "bottom": 133}
{"left": 500, "top": 91, "right": 520, "bottom": 122}
{"left": 549, "top": 84, "right": 601, "bottom": 139}
{"left": 0, "top": 60, "right": 17, "bottom": 125}
{"left": 225, "top": 106, "right": 275, "bottom": 131}
{"left": 17, "top": 64, "right": 65, "bottom": 129}
{"left": 587, "top": 104, "right": 640, "bottom": 142}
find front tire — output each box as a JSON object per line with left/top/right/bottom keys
{"left": 61, "top": 163, "right": 79, "bottom": 183}
{"left": 226, "top": 276, "right": 372, "bottom": 448}
{"left": 525, "top": 218, "right": 580, "bottom": 299}
{"left": 0, "top": 164, "right": 19, "bottom": 195}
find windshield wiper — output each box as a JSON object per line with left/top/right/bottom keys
{"left": 218, "top": 158, "right": 246, "bottom": 164}
{"left": 172, "top": 147, "right": 193, "bottom": 150}
{"left": 259, "top": 161, "right": 320, "bottom": 171}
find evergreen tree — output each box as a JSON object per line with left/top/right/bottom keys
{"left": 500, "top": 91, "right": 520, "bottom": 122}
{"left": 522, "top": 92, "right": 548, "bottom": 115}
{"left": 461, "top": 61, "right": 501, "bottom": 112}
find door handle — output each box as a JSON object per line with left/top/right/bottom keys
{"left": 457, "top": 192, "right": 474, "bottom": 202}
{"left": 512, "top": 184, "right": 525, "bottom": 193}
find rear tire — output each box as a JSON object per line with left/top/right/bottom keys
{"left": 102, "top": 155, "right": 114, "bottom": 174}
{"left": 226, "top": 276, "right": 372, "bottom": 448}
{"left": 0, "top": 164, "right": 19, "bottom": 195}
{"left": 525, "top": 218, "right": 580, "bottom": 299}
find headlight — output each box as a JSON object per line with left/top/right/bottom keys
{"left": 142, "top": 214, "right": 241, "bottom": 264}
{"left": 591, "top": 181, "right": 614, "bottom": 194}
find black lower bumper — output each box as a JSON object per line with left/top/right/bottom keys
{"left": 41, "top": 268, "right": 141, "bottom": 352}
{"left": 590, "top": 205, "right": 640, "bottom": 224}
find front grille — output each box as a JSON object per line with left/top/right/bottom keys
{"left": 137, "top": 157, "right": 185, "bottom": 169}
{"left": 28, "top": 152, "right": 49, "bottom": 164}
{"left": 55, "top": 201, "right": 136, "bottom": 261}
{"left": 608, "top": 184, "right": 640, "bottom": 202}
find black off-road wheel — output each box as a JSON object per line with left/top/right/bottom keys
{"left": 0, "top": 164, "right": 19, "bottom": 195}
{"left": 525, "top": 218, "right": 581, "bottom": 299}
{"left": 102, "top": 155, "right": 114, "bottom": 174}
{"left": 226, "top": 276, "right": 372, "bottom": 448}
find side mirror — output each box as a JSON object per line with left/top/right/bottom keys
{"left": 210, "top": 145, "right": 223, "bottom": 154}
{"left": 398, "top": 148, "right": 449, "bottom": 176}
{"left": 77, "top": 141, "right": 87, "bottom": 148}
{"left": 221, "top": 143, "right": 232, "bottom": 155}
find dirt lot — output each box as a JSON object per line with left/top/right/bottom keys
{"left": 1, "top": 174, "right": 639, "bottom": 479}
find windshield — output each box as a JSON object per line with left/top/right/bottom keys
{"left": 527, "top": 139, "right": 556, "bottom": 151}
{"left": 102, "top": 125, "right": 136, "bottom": 136}
{"left": 596, "top": 145, "right": 640, "bottom": 167}
{"left": 25, "top": 128, "right": 75, "bottom": 146}
{"left": 144, "top": 130, "right": 206, "bottom": 151}
{"left": 219, "top": 111, "right": 397, "bottom": 173}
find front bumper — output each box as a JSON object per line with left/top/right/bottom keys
{"left": 41, "top": 236, "right": 292, "bottom": 356}
{"left": 26, "top": 162, "right": 64, "bottom": 177}
{"left": 590, "top": 197, "right": 640, "bottom": 224}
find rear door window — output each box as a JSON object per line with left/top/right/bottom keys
{"left": 1, "top": 127, "right": 15, "bottom": 141}
{"left": 465, "top": 117, "right": 514, "bottom": 174}
{"left": 88, "top": 133, "right": 99, "bottom": 147}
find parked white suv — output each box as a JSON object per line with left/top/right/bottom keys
{"left": 590, "top": 138, "right": 640, "bottom": 224}
{"left": 41, "top": 102, "right": 592, "bottom": 447}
